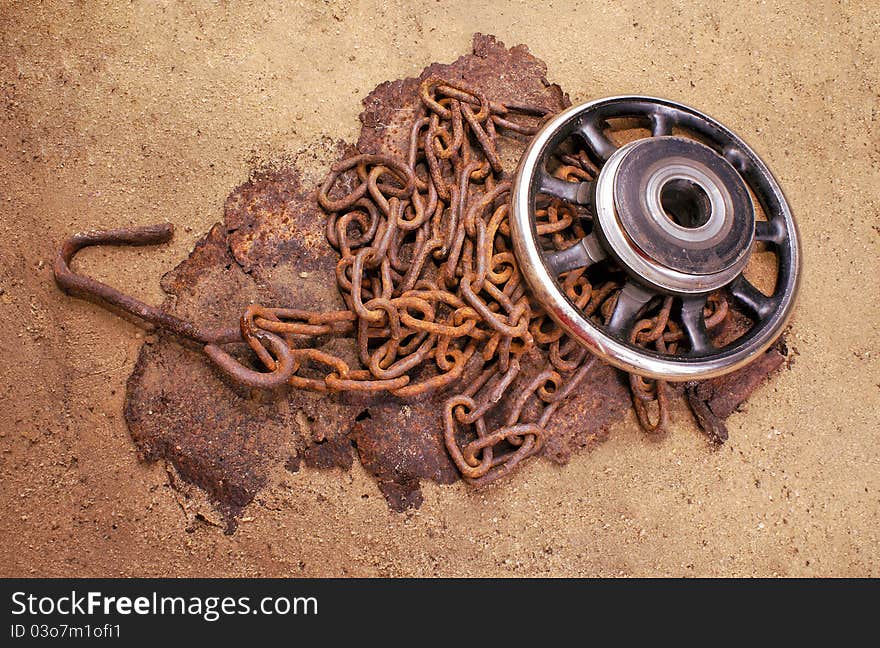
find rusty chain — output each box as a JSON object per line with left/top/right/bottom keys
{"left": 54, "top": 76, "right": 729, "bottom": 485}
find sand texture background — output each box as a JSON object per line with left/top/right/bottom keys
{"left": 1, "top": 0, "right": 878, "bottom": 577}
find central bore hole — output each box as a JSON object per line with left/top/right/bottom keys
{"left": 660, "top": 178, "right": 712, "bottom": 228}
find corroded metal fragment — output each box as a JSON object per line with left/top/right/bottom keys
{"left": 358, "top": 34, "right": 567, "bottom": 158}
{"left": 125, "top": 187, "right": 366, "bottom": 530}
{"left": 686, "top": 340, "right": 787, "bottom": 443}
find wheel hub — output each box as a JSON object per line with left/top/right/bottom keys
{"left": 595, "top": 136, "right": 755, "bottom": 293}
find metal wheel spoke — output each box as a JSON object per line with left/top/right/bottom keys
{"left": 607, "top": 281, "right": 655, "bottom": 334}
{"left": 730, "top": 275, "right": 775, "bottom": 320}
{"left": 680, "top": 296, "right": 713, "bottom": 355}
{"left": 544, "top": 233, "right": 606, "bottom": 275}
{"left": 755, "top": 220, "right": 784, "bottom": 244}
{"left": 573, "top": 117, "right": 618, "bottom": 162}
{"left": 537, "top": 170, "right": 592, "bottom": 205}
{"left": 651, "top": 112, "right": 673, "bottom": 137}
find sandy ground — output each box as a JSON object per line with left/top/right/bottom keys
{"left": 1, "top": 0, "right": 878, "bottom": 577}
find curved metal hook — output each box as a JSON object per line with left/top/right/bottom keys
{"left": 54, "top": 223, "right": 302, "bottom": 390}
{"left": 53, "top": 223, "right": 239, "bottom": 345}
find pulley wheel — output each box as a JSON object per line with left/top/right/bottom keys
{"left": 510, "top": 96, "right": 801, "bottom": 380}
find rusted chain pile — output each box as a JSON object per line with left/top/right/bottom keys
{"left": 214, "top": 76, "right": 695, "bottom": 485}
{"left": 55, "top": 76, "right": 730, "bottom": 485}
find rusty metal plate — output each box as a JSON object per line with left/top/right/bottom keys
{"left": 123, "top": 34, "right": 786, "bottom": 531}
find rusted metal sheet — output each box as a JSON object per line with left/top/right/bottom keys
{"left": 686, "top": 339, "right": 787, "bottom": 443}
{"left": 542, "top": 362, "right": 632, "bottom": 464}
{"left": 358, "top": 34, "right": 568, "bottom": 158}
{"left": 352, "top": 399, "right": 461, "bottom": 511}
{"left": 125, "top": 183, "right": 365, "bottom": 530}
{"left": 121, "top": 34, "right": 788, "bottom": 530}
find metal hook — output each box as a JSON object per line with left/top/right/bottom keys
{"left": 54, "top": 223, "right": 240, "bottom": 345}
{"left": 54, "top": 223, "right": 301, "bottom": 390}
